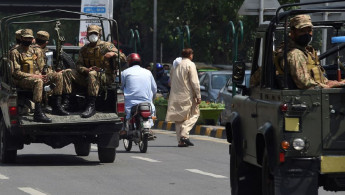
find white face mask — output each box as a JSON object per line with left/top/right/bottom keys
{"left": 88, "top": 34, "right": 99, "bottom": 43}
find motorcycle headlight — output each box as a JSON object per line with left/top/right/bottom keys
{"left": 292, "top": 138, "right": 305, "bottom": 151}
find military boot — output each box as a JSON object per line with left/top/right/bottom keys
{"left": 81, "top": 96, "right": 96, "bottom": 118}
{"left": 34, "top": 102, "right": 52, "bottom": 123}
{"left": 61, "top": 94, "right": 71, "bottom": 111}
{"left": 52, "top": 95, "right": 70, "bottom": 116}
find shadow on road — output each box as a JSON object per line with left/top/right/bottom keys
{"left": 0, "top": 154, "right": 101, "bottom": 166}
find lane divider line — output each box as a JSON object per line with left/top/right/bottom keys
{"left": 18, "top": 187, "right": 47, "bottom": 195}
{"left": 0, "top": 173, "right": 9, "bottom": 179}
{"left": 185, "top": 169, "right": 228, "bottom": 179}
{"left": 131, "top": 156, "right": 161, "bottom": 162}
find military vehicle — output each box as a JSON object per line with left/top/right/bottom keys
{"left": 227, "top": 0, "right": 345, "bottom": 194}
{"left": 0, "top": 10, "right": 123, "bottom": 163}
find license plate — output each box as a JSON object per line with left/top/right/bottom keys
{"left": 142, "top": 121, "right": 151, "bottom": 129}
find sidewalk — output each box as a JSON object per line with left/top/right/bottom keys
{"left": 153, "top": 120, "right": 226, "bottom": 139}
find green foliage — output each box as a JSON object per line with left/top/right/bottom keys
{"left": 154, "top": 96, "right": 168, "bottom": 105}
{"left": 199, "top": 101, "right": 224, "bottom": 109}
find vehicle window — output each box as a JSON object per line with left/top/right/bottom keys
{"left": 199, "top": 74, "right": 205, "bottom": 84}
{"left": 203, "top": 74, "right": 209, "bottom": 88}
{"left": 212, "top": 74, "right": 231, "bottom": 89}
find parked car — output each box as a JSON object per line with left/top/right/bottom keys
{"left": 216, "top": 70, "right": 251, "bottom": 126}
{"left": 199, "top": 70, "right": 232, "bottom": 102}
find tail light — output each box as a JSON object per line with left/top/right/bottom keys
{"left": 140, "top": 111, "right": 151, "bottom": 118}
{"left": 8, "top": 96, "right": 18, "bottom": 124}
{"left": 117, "top": 102, "right": 125, "bottom": 113}
{"left": 117, "top": 91, "right": 125, "bottom": 113}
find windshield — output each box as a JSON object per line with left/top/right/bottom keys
{"left": 212, "top": 74, "right": 231, "bottom": 89}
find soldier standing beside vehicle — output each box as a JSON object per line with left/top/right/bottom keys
{"left": 10, "top": 29, "right": 69, "bottom": 123}
{"left": 275, "top": 14, "right": 345, "bottom": 89}
{"left": 166, "top": 48, "right": 201, "bottom": 147}
{"left": 64, "top": 25, "right": 126, "bottom": 118}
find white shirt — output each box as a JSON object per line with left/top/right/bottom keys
{"left": 121, "top": 65, "right": 157, "bottom": 119}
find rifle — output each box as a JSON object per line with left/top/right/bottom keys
{"left": 54, "top": 21, "right": 65, "bottom": 72}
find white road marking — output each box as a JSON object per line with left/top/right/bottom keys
{"left": 185, "top": 169, "right": 228, "bottom": 179}
{"left": 18, "top": 187, "right": 47, "bottom": 195}
{"left": 91, "top": 145, "right": 98, "bottom": 150}
{"left": 0, "top": 173, "right": 9, "bottom": 179}
{"left": 131, "top": 156, "right": 161, "bottom": 162}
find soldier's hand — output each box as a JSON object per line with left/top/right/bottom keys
{"left": 41, "top": 75, "right": 48, "bottom": 83}
{"left": 104, "top": 52, "right": 115, "bottom": 59}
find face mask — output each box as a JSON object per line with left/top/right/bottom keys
{"left": 22, "top": 40, "right": 32, "bottom": 47}
{"left": 296, "top": 34, "right": 312, "bottom": 47}
{"left": 88, "top": 34, "right": 99, "bottom": 43}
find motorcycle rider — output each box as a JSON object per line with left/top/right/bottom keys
{"left": 120, "top": 53, "right": 157, "bottom": 135}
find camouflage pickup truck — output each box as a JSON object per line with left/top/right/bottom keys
{"left": 0, "top": 10, "right": 123, "bottom": 163}
{"left": 228, "top": 1, "right": 345, "bottom": 194}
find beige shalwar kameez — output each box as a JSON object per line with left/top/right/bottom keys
{"left": 165, "top": 58, "right": 201, "bottom": 141}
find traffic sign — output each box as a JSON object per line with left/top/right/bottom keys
{"left": 238, "top": 0, "right": 282, "bottom": 15}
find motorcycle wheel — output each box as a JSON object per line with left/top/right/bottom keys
{"left": 139, "top": 133, "right": 148, "bottom": 153}
{"left": 123, "top": 139, "right": 132, "bottom": 152}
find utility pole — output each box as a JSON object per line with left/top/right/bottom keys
{"left": 153, "top": 0, "right": 157, "bottom": 79}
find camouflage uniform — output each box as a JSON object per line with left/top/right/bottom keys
{"left": 274, "top": 15, "right": 328, "bottom": 89}
{"left": 10, "top": 29, "right": 63, "bottom": 102}
{"left": 33, "top": 31, "right": 72, "bottom": 95}
{"left": 68, "top": 25, "right": 126, "bottom": 96}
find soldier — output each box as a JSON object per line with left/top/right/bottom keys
{"left": 10, "top": 29, "right": 69, "bottom": 123}
{"left": 11, "top": 29, "right": 23, "bottom": 51}
{"left": 275, "top": 14, "right": 345, "bottom": 89}
{"left": 33, "top": 30, "right": 73, "bottom": 110}
{"left": 64, "top": 25, "right": 126, "bottom": 118}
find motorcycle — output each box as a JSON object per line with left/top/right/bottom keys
{"left": 122, "top": 102, "right": 153, "bottom": 153}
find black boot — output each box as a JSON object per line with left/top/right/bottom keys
{"left": 62, "top": 94, "right": 71, "bottom": 110}
{"left": 52, "top": 95, "right": 70, "bottom": 116}
{"left": 34, "top": 102, "right": 52, "bottom": 123}
{"left": 81, "top": 96, "right": 96, "bottom": 118}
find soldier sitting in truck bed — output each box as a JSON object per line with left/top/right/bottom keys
{"left": 9, "top": 29, "right": 69, "bottom": 123}
{"left": 274, "top": 14, "right": 345, "bottom": 89}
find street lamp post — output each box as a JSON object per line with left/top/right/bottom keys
{"left": 153, "top": 0, "right": 157, "bottom": 79}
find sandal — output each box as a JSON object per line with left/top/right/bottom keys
{"left": 181, "top": 137, "right": 194, "bottom": 146}
{"left": 178, "top": 141, "right": 188, "bottom": 147}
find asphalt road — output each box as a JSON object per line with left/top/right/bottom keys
{"left": 0, "top": 129, "right": 343, "bottom": 195}
{"left": 0, "top": 129, "right": 230, "bottom": 195}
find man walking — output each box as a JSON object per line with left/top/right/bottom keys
{"left": 166, "top": 48, "right": 201, "bottom": 147}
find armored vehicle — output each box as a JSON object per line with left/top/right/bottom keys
{"left": 0, "top": 10, "right": 123, "bottom": 163}
{"left": 228, "top": 1, "right": 345, "bottom": 194}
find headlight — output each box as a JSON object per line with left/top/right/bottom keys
{"left": 292, "top": 138, "right": 305, "bottom": 151}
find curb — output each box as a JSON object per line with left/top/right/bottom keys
{"left": 154, "top": 120, "right": 226, "bottom": 139}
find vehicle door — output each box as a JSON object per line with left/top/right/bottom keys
{"left": 200, "top": 74, "right": 210, "bottom": 101}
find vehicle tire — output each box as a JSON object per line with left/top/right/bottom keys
{"left": 0, "top": 118, "right": 17, "bottom": 163}
{"left": 262, "top": 150, "right": 274, "bottom": 195}
{"left": 230, "top": 144, "right": 261, "bottom": 195}
{"left": 138, "top": 133, "right": 148, "bottom": 153}
{"left": 98, "top": 147, "right": 116, "bottom": 163}
{"left": 123, "top": 139, "right": 132, "bottom": 152}
{"left": 74, "top": 142, "right": 91, "bottom": 156}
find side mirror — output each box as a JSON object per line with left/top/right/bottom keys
{"left": 232, "top": 61, "right": 245, "bottom": 85}
{"left": 227, "top": 86, "right": 239, "bottom": 93}
{"left": 200, "top": 85, "right": 206, "bottom": 91}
